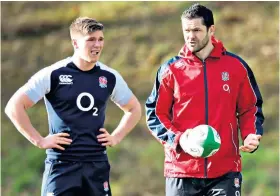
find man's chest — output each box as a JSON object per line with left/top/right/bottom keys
{"left": 48, "top": 71, "right": 115, "bottom": 109}
{"left": 172, "top": 60, "right": 242, "bottom": 100}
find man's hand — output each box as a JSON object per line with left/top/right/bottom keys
{"left": 97, "top": 128, "right": 118, "bottom": 147}
{"left": 239, "top": 134, "right": 262, "bottom": 152}
{"left": 37, "top": 133, "right": 72, "bottom": 150}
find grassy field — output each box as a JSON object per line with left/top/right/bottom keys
{"left": 1, "top": 2, "right": 279, "bottom": 196}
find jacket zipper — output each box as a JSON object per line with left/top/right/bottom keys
{"left": 202, "top": 60, "right": 209, "bottom": 178}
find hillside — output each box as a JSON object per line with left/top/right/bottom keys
{"left": 1, "top": 2, "right": 279, "bottom": 196}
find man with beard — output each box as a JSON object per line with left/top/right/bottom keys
{"left": 5, "top": 17, "right": 141, "bottom": 196}
{"left": 145, "top": 4, "right": 264, "bottom": 196}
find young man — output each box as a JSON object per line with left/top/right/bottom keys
{"left": 5, "top": 17, "right": 141, "bottom": 196}
{"left": 145, "top": 4, "right": 264, "bottom": 196}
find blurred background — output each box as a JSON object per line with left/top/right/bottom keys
{"left": 1, "top": 1, "right": 279, "bottom": 196}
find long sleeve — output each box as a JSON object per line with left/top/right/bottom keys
{"left": 236, "top": 59, "right": 264, "bottom": 142}
{"left": 145, "top": 57, "right": 182, "bottom": 148}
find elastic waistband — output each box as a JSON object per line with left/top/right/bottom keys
{"left": 46, "top": 154, "right": 108, "bottom": 162}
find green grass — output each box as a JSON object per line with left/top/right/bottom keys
{"left": 1, "top": 2, "right": 279, "bottom": 196}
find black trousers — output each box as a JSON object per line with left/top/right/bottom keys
{"left": 41, "top": 159, "right": 112, "bottom": 196}
{"left": 166, "top": 172, "right": 242, "bottom": 196}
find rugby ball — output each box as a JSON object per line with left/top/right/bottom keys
{"left": 179, "top": 125, "right": 221, "bottom": 158}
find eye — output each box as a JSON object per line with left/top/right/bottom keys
{"left": 87, "top": 38, "right": 96, "bottom": 41}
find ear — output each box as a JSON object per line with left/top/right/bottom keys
{"left": 209, "top": 25, "right": 215, "bottom": 36}
{"left": 72, "top": 39, "right": 78, "bottom": 49}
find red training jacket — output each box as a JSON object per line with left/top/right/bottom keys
{"left": 145, "top": 37, "right": 264, "bottom": 178}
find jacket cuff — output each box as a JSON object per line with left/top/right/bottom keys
{"left": 241, "top": 131, "right": 254, "bottom": 141}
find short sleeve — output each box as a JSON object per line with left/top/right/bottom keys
{"left": 110, "top": 71, "right": 133, "bottom": 106}
{"left": 22, "top": 67, "right": 51, "bottom": 103}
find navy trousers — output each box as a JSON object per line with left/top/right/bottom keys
{"left": 166, "top": 172, "right": 242, "bottom": 196}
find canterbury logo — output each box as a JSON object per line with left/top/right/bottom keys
{"left": 59, "top": 75, "right": 73, "bottom": 85}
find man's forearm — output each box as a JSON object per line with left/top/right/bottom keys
{"left": 5, "top": 99, "right": 43, "bottom": 147}
{"left": 111, "top": 103, "right": 141, "bottom": 144}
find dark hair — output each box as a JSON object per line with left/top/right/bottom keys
{"left": 181, "top": 4, "right": 214, "bottom": 30}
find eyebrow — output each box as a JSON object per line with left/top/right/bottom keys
{"left": 185, "top": 27, "right": 202, "bottom": 30}
{"left": 86, "top": 36, "right": 104, "bottom": 40}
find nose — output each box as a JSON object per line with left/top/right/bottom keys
{"left": 188, "top": 31, "right": 196, "bottom": 39}
{"left": 94, "top": 41, "right": 102, "bottom": 47}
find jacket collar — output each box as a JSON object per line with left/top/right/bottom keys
{"left": 178, "top": 36, "right": 226, "bottom": 61}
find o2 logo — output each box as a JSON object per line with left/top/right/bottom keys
{"left": 76, "top": 92, "right": 98, "bottom": 116}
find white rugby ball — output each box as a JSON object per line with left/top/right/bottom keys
{"left": 179, "top": 125, "right": 221, "bottom": 158}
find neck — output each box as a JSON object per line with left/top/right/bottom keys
{"left": 195, "top": 42, "right": 214, "bottom": 61}
{"left": 72, "top": 53, "right": 96, "bottom": 71}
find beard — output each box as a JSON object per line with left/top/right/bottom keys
{"left": 188, "top": 33, "right": 210, "bottom": 53}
